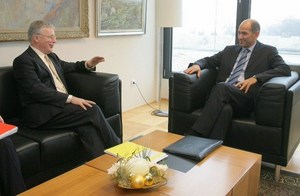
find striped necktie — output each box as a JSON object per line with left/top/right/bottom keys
{"left": 227, "top": 48, "right": 250, "bottom": 84}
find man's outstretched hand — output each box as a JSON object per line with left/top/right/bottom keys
{"left": 86, "top": 56, "right": 105, "bottom": 68}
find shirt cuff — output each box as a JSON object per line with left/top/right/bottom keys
{"left": 85, "top": 61, "right": 95, "bottom": 70}
{"left": 66, "top": 95, "right": 73, "bottom": 103}
{"left": 188, "top": 62, "right": 201, "bottom": 68}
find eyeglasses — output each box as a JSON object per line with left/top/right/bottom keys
{"left": 35, "top": 34, "right": 57, "bottom": 40}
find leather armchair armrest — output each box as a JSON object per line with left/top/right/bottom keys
{"left": 284, "top": 79, "right": 300, "bottom": 159}
{"left": 170, "top": 69, "right": 217, "bottom": 113}
{"left": 255, "top": 71, "right": 298, "bottom": 127}
{"left": 65, "top": 72, "right": 121, "bottom": 118}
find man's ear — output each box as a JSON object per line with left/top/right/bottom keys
{"left": 255, "top": 31, "right": 260, "bottom": 38}
{"left": 32, "top": 35, "right": 39, "bottom": 43}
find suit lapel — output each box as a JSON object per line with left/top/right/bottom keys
{"left": 27, "top": 47, "right": 51, "bottom": 74}
{"left": 27, "top": 47, "right": 62, "bottom": 87}
{"left": 246, "top": 42, "right": 262, "bottom": 70}
{"left": 48, "top": 54, "right": 68, "bottom": 87}
{"left": 47, "top": 55, "right": 63, "bottom": 78}
{"left": 27, "top": 47, "right": 68, "bottom": 89}
{"left": 27, "top": 48, "right": 57, "bottom": 88}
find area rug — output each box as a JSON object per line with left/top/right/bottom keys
{"left": 260, "top": 166, "right": 300, "bottom": 196}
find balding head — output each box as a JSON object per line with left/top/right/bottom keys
{"left": 240, "top": 19, "right": 260, "bottom": 34}
{"left": 238, "top": 19, "right": 260, "bottom": 48}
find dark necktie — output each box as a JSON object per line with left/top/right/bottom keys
{"left": 227, "top": 48, "right": 250, "bottom": 84}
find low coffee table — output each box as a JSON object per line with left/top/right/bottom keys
{"left": 87, "top": 130, "right": 261, "bottom": 195}
{"left": 20, "top": 131, "right": 261, "bottom": 196}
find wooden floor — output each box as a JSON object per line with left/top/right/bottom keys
{"left": 122, "top": 99, "right": 300, "bottom": 175}
{"left": 122, "top": 100, "right": 169, "bottom": 142}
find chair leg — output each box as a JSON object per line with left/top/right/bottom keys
{"left": 275, "top": 165, "right": 281, "bottom": 181}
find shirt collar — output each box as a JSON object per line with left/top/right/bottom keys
{"left": 30, "top": 45, "right": 48, "bottom": 60}
{"left": 244, "top": 41, "right": 257, "bottom": 53}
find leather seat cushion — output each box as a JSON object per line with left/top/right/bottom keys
{"left": 18, "top": 128, "right": 84, "bottom": 170}
{"left": 10, "top": 134, "right": 40, "bottom": 179}
{"left": 226, "top": 119, "right": 282, "bottom": 155}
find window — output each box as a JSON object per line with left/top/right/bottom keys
{"left": 171, "top": 0, "right": 237, "bottom": 73}
{"left": 166, "top": 0, "right": 300, "bottom": 78}
{"left": 251, "top": 0, "right": 300, "bottom": 65}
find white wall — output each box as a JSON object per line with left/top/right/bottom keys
{"left": 0, "top": 0, "right": 163, "bottom": 112}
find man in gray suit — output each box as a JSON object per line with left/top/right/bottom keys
{"left": 13, "top": 20, "right": 120, "bottom": 159}
{"left": 184, "top": 19, "right": 291, "bottom": 140}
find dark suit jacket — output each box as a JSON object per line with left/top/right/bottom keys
{"left": 194, "top": 41, "right": 291, "bottom": 84}
{"left": 13, "top": 46, "right": 91, "bottom": 128}
{"left": 0, "top": 137, "right": 26, "bottom": 195}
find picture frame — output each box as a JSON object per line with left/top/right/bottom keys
{"left": 96, "top": 0, "right": 147, "bottom": 36}
{"left": 0, "top": 0, "right": 89, "bottom": 42}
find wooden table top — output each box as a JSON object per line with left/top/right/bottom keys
{"left": 21, "top": 130, "right": 261, "bottom": 196}
{"left": 86, "top": 130, "right": 262, "bottom": 196}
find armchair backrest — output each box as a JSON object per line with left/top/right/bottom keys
{"left": 0, "top": 66, "right": 21, "bottom": 120}
{"left": 65, "top": 72, "right": 121, "bottom": 118}
{"left": 171, "top": 69, "right": 217, "bottom": 113}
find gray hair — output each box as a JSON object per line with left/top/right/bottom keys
{"left": 28, "top": 20, "right": 55, "bottom": 41}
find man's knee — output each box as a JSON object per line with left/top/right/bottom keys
{"left": 214, "top": 82, "right": 232, "bottom": 91}
{"left": 210, "top": 82, "right": 233, "bottom": 97}
{"left": 85, "top": 104, "right": 101, "bottom": 115}
{"left": 85, "top": 105, "right": 106, "bottom": 121}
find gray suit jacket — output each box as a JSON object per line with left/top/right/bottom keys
{"left": 194, "top": 41, "right": 291, "bottom": 84}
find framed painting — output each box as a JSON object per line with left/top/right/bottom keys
{"left": 0, "top": 0, "right": 89, "bottom": 42}
{"left": 96, "top": 0, "right": 147, "bottom": 36}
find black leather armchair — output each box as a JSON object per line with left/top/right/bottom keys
{"left": 168, "top": 67, "right": 300, "bottom": 179}
{"left": 0, "top": 66, "right": 122, "bottom": 188}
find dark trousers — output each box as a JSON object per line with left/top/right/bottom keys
{"left": 0, "top": 138, "right": 26, "bottom": 196}
{"left": 192, "top": 82, "right": 256, "bottom": 140}
{"left": 39, "top": 104, "right": 120, "bottom": 159}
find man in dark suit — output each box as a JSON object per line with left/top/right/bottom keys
{"left": 184, "top": 19, "right": 291, "bottom": 140}
{"left": 0, "top": 116, "right": 26, "bottom": 196}
{"left": 13, "top": 20, "right": 120, "bottom": 159}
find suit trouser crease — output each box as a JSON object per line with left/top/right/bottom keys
{"left": 38, "top": 104, "right": 120, "bottom": 158}
{"left": 192, "top": 82, "right": 254, "bottom": 139}
{"left": 208, "top": 104, "right": 233, "bottom": 140}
